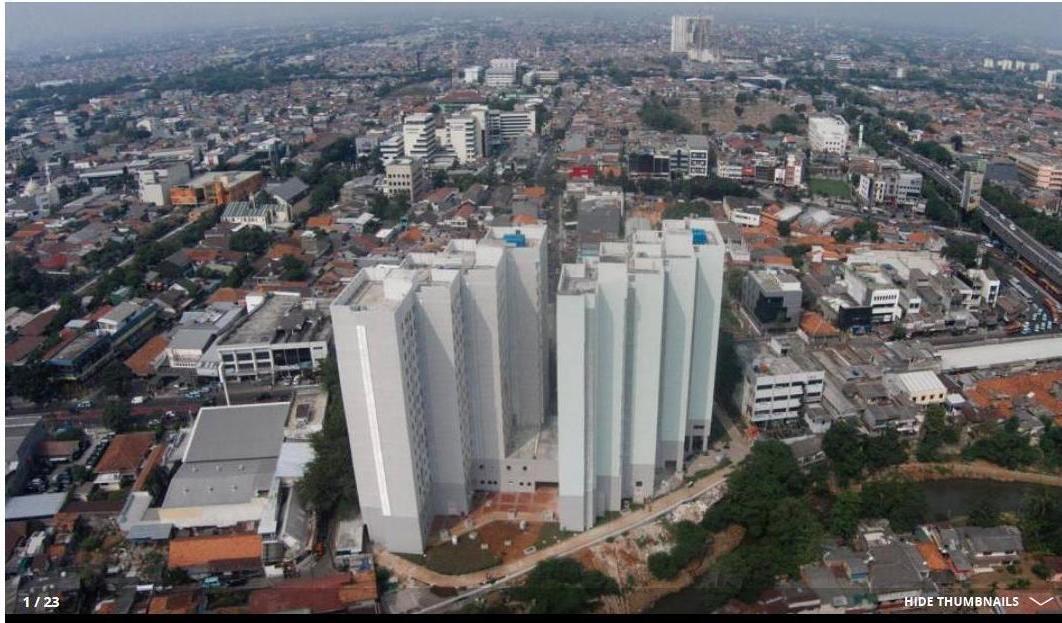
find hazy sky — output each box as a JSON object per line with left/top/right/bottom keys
{"left": 6, "top": 3, "right": 1062, "bottom": 53}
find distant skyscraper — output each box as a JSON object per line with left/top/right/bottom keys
{"left": 556, "top": 219, "right": 725, "bottom": 532}
{"left": 670, "top": 15, "right": 714, "bottom": 62}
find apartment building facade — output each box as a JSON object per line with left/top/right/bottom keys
{"left": 556, "top": 219, "right": 725, "bottom": 532}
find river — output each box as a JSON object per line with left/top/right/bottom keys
{"left": 647, "top": 479, "right": 1061, "bottom": 613}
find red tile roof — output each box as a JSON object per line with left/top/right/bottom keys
{"left": 247, "top": 572, "right": 377, "bottom": 614}
{"left": 124, "top": 334, "right": 170, "bottom": 377}
{"left": 95, "top": 432, "right": 154, "bottom": 475}
{"left": 168, "top": 534, "right": 262, "bottom": 571}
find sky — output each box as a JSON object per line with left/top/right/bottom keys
{"left": 6, "top": 3, "right": 1062, "bottom": 53}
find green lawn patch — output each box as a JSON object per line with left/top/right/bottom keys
{"left": 809, "top": 178, "right": 851, "bottom": 198}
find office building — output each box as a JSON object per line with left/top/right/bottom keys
{"left": 402, "top": 113, "right": 439, "bottom": 161}
{"left": 195, "top": 293, "right": 330, "bottom": 384}
{"left": 739, "top": 346, "right": 825, "bottom": 425}
{"left": 331, "top": 225, "right": 550, "bottom": 553}
{"left": 378, "top": 134, "right": 404, "bottom": 165}
{"left": 488, "top": 108, "right": 537, "bottom": 141}
{"left": 556, "top": 219, "right": 725, "bottom": 532}
{"left": 383, "top": 158, "right": 431, "bottom": 203}
{"left": 447, "top": 114, "right": 484, "bottom": 164}
{"left": 844, "top": 264, "right": 902, "bottom": 323}
{"left": 742, "top": 270, "right": 803, "bottom": 331}
{"left": 485, "top": 58, "right": 519, "bottom": 87}
{"left": 808, "top": 115, "right": 850, "bottom": 155}
{"left": 138, "top": 160, "right": 191, "bottom": 207}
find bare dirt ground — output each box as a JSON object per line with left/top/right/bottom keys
{"left": 878, "top": 461, "right": 1062, "bottom": 487}
{"left": 571, "top": 490, "right": 746, "bottom": 615}
{"left": 697, "top": 95, "right": 792, "bottom": 134}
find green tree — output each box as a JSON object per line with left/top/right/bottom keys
{"left": 963, "top": 417, "right": 1041, "bottom": 469}
{"left": 823, "top": 420, "right": 866, "bottom": 485}
{"left": 102, "top": 400, "right": 132, "bottom": 432}
{"left": 830, "top": 490, "right": 863, "bottom": 542}
{"left": 279, "top": 255, "right": 309, "bottom": 281}
{"left": 968, "top": 502, "right": 1000, "bottom": 528}
{"left": 509, "top": 558, "right": 619, "bottom": 614}
{"left": 100, "top": 360, "right": 134, "bottom": 398}
{"left": 860, "top": 477, "right": 927, "bottom": 532}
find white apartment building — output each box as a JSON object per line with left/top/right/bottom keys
{"left": 402, "top": 112, "right": 439, "bottom": 161}
{"left": 331, "top": 225, "right": 550, "bottom": 554}
{"left": 446, "top": 115, "right": 484, "bottom": 164}
{"left": 556, "top": 219, "right": 725, "bottom": 532}
{"left": 808, "top": 115, "right": 850, "bottom": 154}
{"left": 383, "top": 158, "right": 431, "bottom": 203}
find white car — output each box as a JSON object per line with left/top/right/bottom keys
{"left": 130, "top": 396, "right": 145, "bottom": 405}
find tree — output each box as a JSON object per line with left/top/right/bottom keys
{"left": 830, "top": 490, "right": 863, "bottom": 542}
{"left": 833, "top": 228, "right": 853, "bottom": 243}
{"left": 509, "top": 558, "right": 619, "bottom": 614}
{"left": 298, "top": 356, "right": 358, "bottom": 515}
{"left": 963, "top": 417, "right": 1041, "bottom": 469}
{"left": 863, "top": 429, "right": 907, "bottom": 472}
{"left": 6, "top": 362, "right": 57, "bottom": 403}
{"left": 969, "top": 502, "right": 1000, "bottom": 528}
{"left": 943, "top": 239, "right": 978, "bottom": 268}
{"left": 917, "top": 404, "right": 958, "bottom": 462}
{"left": 860, "top": 477, "right": 927, "bottom": 532}
{"left": 279, "top": 255, "right": 309, "bottom": 281}
{"left": 777, "top": 220, "right": 791, "bottom": 237}
{"left": 102, "top": 400, "right": 132, "bottom": 432}
{"left": 100, "top": 361, "right": 133, "bottom": 398}
{"left": 229, "top": 226, "right": 271, "bottom": 255}
{"left": 823, "top": 420, "right": 866, "bottom": 485}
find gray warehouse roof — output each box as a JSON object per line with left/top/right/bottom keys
{"left": 7, "top": 492, "right": 68, "bottom": 520}
{"left": 182, "top": 402, "right": 289, "bottom": 463}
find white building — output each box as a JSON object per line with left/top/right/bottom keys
{"left": 485, "top": 58, "right": 519, "bottom": 87}
{"left": 556, "top": 219, "right": 725, "bottom": 532}
{"left": 886, "top": 370, "right": 947, "bottom": 406}
{"left": 446, "top": 114, "right": 484, "bottom": 164}
{"left": 808, "top": 115, "right": 850, "bottom": 155}
{"left": 740, "top": 357, "right": 824, "bottom": 425}
{"left": 379, "top": 134, "right": 404, "bottom": 165}
{"left": 330, "top": 225, "right": 550, "bottom": 554}
{"left": 402, "top": 113, "right": 438, "bottom": 161}
{"left": 670, "top": 15, "right": 714, "bottom": 61}
{"left": 488, "top": 108, "right": 537, "bottom": 141}
{"left": 462, "top": 65, "right": 483, "bottom": 84}
{"left": 138, "top": 160, "right": 191, "bottom": 207}
{"left": 844, "top": 264, "right": 902, "bottom": 323}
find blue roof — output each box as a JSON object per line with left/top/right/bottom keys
{"left": 6, "top": 492, "right": 67, "bottom": 520}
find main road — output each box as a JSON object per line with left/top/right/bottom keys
{"left": 894, "top": 144, "right": 1062, "bottom": 288}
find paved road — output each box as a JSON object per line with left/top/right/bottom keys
{"left": 895, "top": 145, "right": 1062, "bottom": 288}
